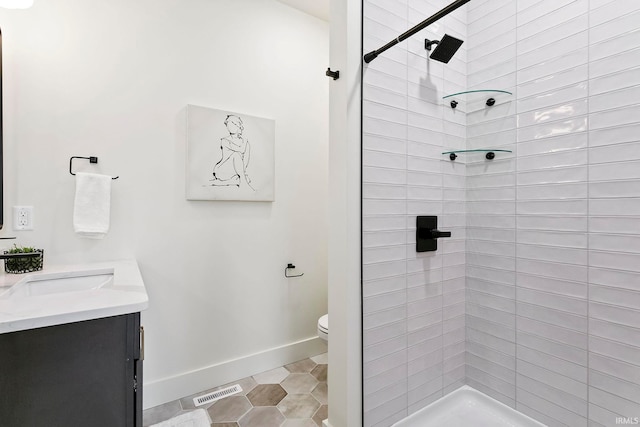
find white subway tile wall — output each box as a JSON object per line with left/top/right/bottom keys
{"left": 363, "top": 0, "right": 467, "bottom": 425}
{"left": 363, "top": 0, "right": 640, "bottom": 426}
{"left": 524, "top": 0, "right": 586, "bottom": 422}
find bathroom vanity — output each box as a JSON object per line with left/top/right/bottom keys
{"left": 0, "top": 260, "right": 148, "bottom": 427}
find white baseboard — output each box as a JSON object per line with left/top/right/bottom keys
{"left": 143, "top": 336, "right": 327, "bottom": 409}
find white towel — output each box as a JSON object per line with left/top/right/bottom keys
{"left": 73, "top": 172, "right": 111, "bottom": 239}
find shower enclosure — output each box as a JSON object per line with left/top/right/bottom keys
{"left": 362, "top": 0, "right": 640, "bottom": 426}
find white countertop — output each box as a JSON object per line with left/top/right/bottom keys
{"left": 0, "top": 259, "right": 148, "bottom": 334}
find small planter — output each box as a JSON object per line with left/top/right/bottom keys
{"left": 4, "top": 249, "right": 44, "bottom": 274}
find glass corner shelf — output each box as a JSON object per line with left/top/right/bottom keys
{"left": 442, "top": 89, "right": 512, "bottom": 109}
{"left": 442, "top": 149, "right": 512, "bottom": 161}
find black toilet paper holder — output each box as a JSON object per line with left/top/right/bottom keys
{"left": 416, "top": 216, "right": 452, "bottom": 252}
{"left": 285, "top": 263, "right": 304, "bottom": 278}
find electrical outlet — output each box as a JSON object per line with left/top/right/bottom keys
{"left": 13, "top": 206, "right": 34, "bottom": 230}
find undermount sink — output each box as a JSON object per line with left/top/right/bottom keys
{"left": 0, "top": 270, "right": 114, "bottom": 299}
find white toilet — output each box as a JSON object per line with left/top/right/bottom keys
{"left": 317, "top": 314, "right": 328, "bottom": 342}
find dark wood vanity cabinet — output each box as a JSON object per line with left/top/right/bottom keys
{"left": 0, "top": 313, "right": 143, "bottom": 427}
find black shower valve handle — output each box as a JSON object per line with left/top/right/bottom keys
{"left": 430, "top": 229, "right": 452, "bottom": 239}
{"left": 416, "top": 215, "right": 452, "bottom": 252}
{"left": 417, "top": 228, "right": 451, "bottom": 239}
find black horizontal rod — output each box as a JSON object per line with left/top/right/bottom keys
{"left": 0, "top": 252, "right": 41, "bottom": 259}
{"left": 363, "top": 0, "right": 470, "bottom": 63}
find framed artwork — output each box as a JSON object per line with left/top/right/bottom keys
{"left": 186, "top": 104, "right": 275, "bottom": 201}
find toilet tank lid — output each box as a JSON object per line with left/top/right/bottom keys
{"left": 318, "top": 314, "right": 328, "bottom": 331}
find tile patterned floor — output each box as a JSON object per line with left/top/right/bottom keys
{"left": 144, "top": 353, "right": 328, "bottom": 427}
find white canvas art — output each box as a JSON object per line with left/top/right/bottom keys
{"left": 186, "top": 104, "right": 275, "bottom": 201}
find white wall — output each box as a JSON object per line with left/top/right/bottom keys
{"left": 465, "top": 1, "right": 640, "bottom": 426}
{"left": 464, "top": 0, "right": 518, "bottom": 410}
{"left": 327, "top": 0, "right": 362, "bottom": 426}
{"left": 0, "top": 0, "right": 329, "bottom": 408}
{"left": 361, "top": 0, "right": 467, "bottom": 425}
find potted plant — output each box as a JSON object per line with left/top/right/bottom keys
{"left": 3, "top": 244, "right": 44, "bottom": 274}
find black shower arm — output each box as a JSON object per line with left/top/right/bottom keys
{"left": 363, "top": 0, "right": 470, "bottom": 63}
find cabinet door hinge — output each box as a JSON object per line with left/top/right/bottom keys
{"left": 133, "top": 375, "right": 138, "bottom": 393}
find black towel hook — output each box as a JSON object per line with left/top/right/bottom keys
{"left": 325, "top": 68, "right": 340, "bottom": 80}
{"left": 285, "top": 263, "right": 304, "bottom": 278}
{"left": 69, "top": 156, "right": 119, "bottom": 179}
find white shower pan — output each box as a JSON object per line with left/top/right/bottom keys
{"left": 392, "top": 386, "right": 546, "bottom": 427}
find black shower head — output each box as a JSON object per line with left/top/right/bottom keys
{"left": 425, "top": 34, "right": 464, "bottom": 63}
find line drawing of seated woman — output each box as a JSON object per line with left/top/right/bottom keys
{"left": 210, "top": 114, "right": 255, "bottom": 190}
